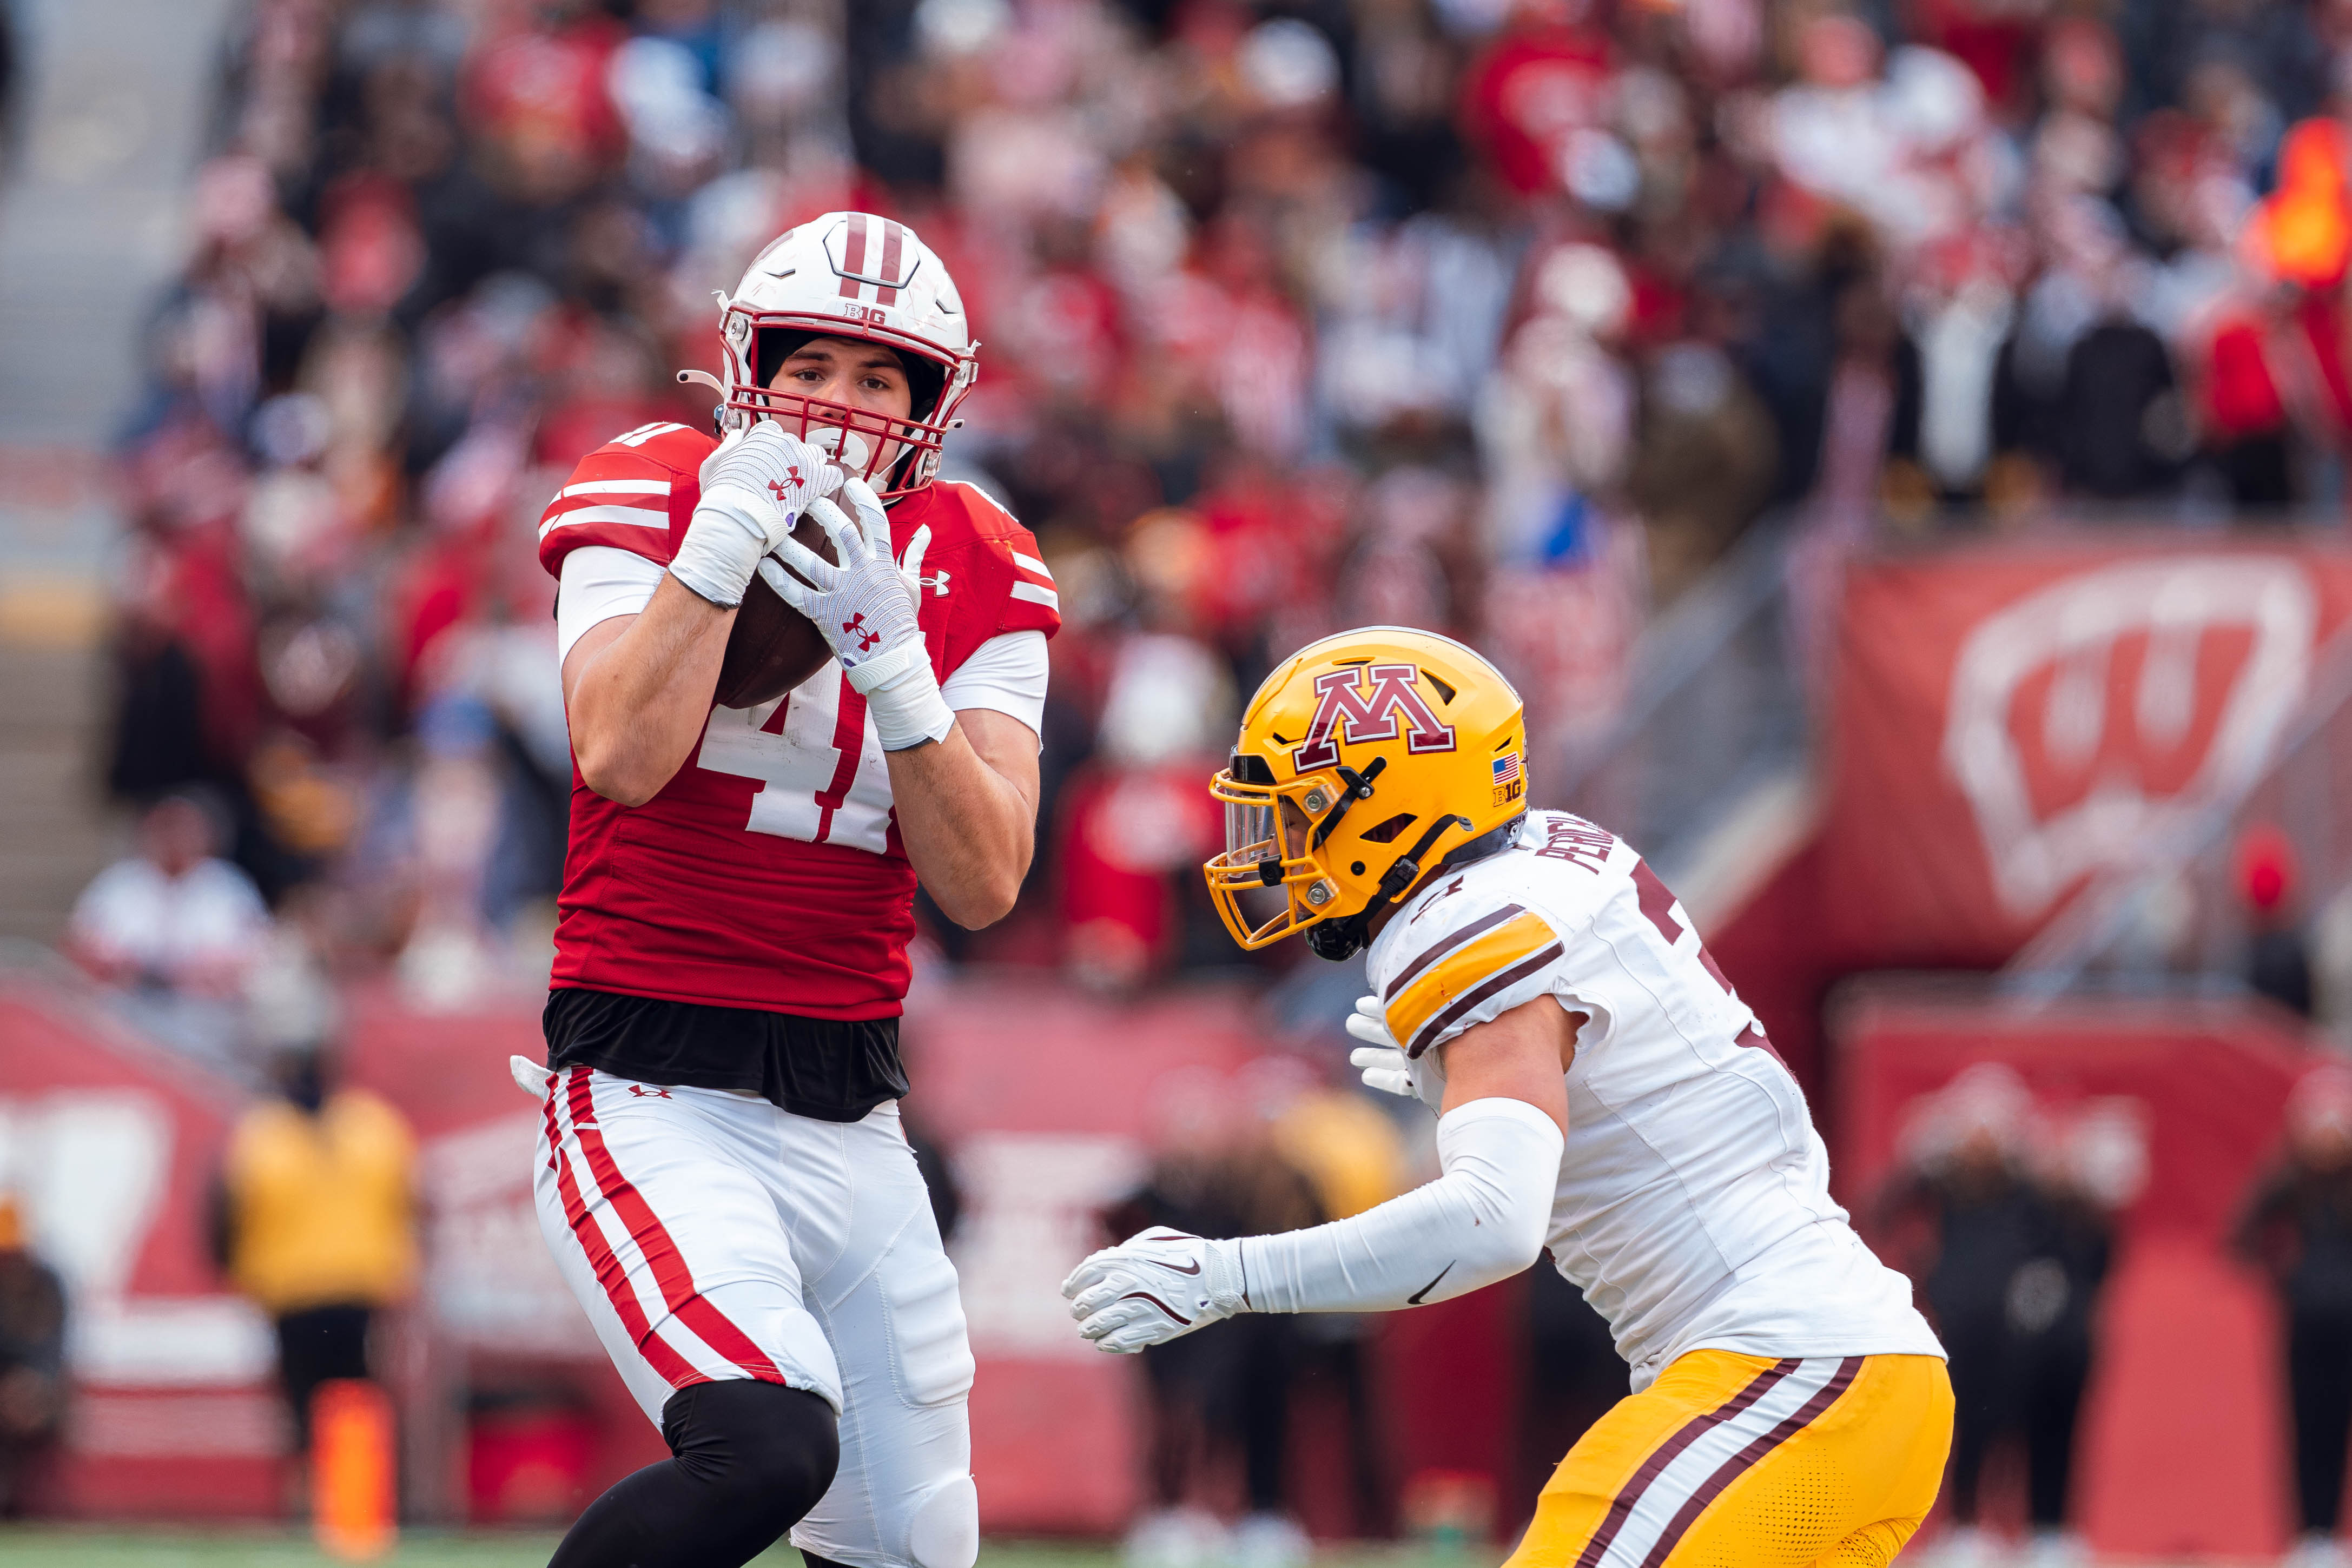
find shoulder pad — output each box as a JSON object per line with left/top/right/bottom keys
{"left": 1373, "top": 880, "right": 1567, "bottom": 1061}
{"left": 906, "top": 480, "right": 1060, "bottom": 640}
{"left": 536, "top": 422, "right": 710, "bottom": 578}
{"left": 604, "top": 420, "right": 716, "bottom": 470}
{"left": 931, "top": 477, "right": 1021, "bottom": 532}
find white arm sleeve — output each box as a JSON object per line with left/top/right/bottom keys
{"left": 1238, "top": 1096, "right": 1562, "bottom": 1313}
{"left": 939, "top": 628, "right": 1048, "bottom": 737}
{"left": 556, "top": 546, "right": 665, "bottom": 664}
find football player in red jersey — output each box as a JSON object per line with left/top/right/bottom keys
{"left": 519, "top": 214, "right": 1057, "bottom": 1568}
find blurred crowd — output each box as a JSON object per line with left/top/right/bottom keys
{"left": 1873, "top": 1065, "right": 2135, "bottom": 1568}
{"left": 84, "top": 0, "right": 2352, "bottom": 1049}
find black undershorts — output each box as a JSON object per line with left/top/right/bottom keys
{"left": 541, "top": 987, "right": 909, "bottom": 1123}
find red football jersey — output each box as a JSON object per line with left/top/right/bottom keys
{"left": 538, "top": 420, "right": 1060, "bottom": 1017}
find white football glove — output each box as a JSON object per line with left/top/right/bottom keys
{"left": 667, "top": 423, "right": 842, "bottom": 607}
{"left": 1347, "top": 995, "right": 1446, "bottom": 1107}
{"left": 1062, "top": 1228, "right": 1249, "bottom": 1354}
{"left": 760, "top": 477, "right": 953, "bottom": 751}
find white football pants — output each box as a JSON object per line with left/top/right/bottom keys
{"left": 529, "top": 1063, "right": 978, "bottom": 1568}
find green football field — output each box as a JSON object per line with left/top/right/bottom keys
{"left": 0, "top": 1533, "right": 1489, "bottom": 1568}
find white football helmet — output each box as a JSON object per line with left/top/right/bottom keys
{"left": 688, "top": 211, "right": 978, "bottom": 498}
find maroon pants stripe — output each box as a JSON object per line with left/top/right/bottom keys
{"left": 1634, "top": 1356, "right": 1866, "bottom": 1568}
{"left": 1571, "top": 1359, "right": 1801, "bottom": 1568}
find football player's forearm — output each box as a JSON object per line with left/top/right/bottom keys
{"left": 1238, "top": 1097, "right": 1561, "bottom": 1313}
{"left": 888, "top": 724, "right": 1034, "bottom": 927}
{"left": 570, "top": 577, "right": 734, "bottom": 805}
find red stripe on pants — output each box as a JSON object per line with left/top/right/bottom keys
{"left": 545, "top": 1073, "right": 702, "bottom": 1387}
{"left": 560, "top": 1069, "right": 784, "bottom": 1386}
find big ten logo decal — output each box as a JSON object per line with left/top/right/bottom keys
{"left": 1943, "top": 558, "right": 2316, "bottom": 916}
{"left": 1292, "top": 664, "right": 1457, "bottom": 771}
{"left": 1492, "top": 749, "right": 1524, "bottom": 808}
{"left": 422, "top": 1113, "right": 597, "bottom": 1354}
{"left": 953, "top": 1132, "right": 1144, "bottom": 1358}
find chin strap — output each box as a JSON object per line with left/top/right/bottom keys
{"left": 1307, "top": 812, "right": 1471, "bottom": 963}
{"left": 1304, "top": 813, "right": 1528, "bottom": 963}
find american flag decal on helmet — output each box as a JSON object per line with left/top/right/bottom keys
{"left": 833, "top": 213, "right": 915, "bottom": 306}
{"left": 1492, "top": 752, "right": 1521, "bottom": 785}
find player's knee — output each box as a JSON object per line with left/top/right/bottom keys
{"left": 906, "top": 1473, "right": 979, "bottom": 1568}
{"left": 662, "top": 1379, "right": 840, "bottom": 1529}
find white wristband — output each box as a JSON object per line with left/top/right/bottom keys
{"left": 855, "top": 651, "right": 955, "bottom": 751}
{"left": 1238, "top": 1097, "right": 1561, "bottom": 1314}
{"left": 666, "top": 493, "right": 768, "bottom": 607}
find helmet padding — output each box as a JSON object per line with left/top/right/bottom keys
{"left": 755, "top": 328, "right": 950, "bottom": 425}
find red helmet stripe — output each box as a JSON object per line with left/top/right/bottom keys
{"left": 876, "top": 220, "right": 904, "bottom": 306}
{"left": 838, "top": 213, "right": 869, "bottom": 301}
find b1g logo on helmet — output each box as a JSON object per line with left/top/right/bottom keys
{"left": 1293, "top": 665, "right": 1456, "bottom": 771}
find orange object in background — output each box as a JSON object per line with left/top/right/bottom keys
{"left": 311, "top": 1380, "right": 397, "bottom": 1560}
{"left": 2257, "top": 120, "right": 2352, "bottom": 288}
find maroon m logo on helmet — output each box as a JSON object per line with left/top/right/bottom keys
{"left": 1292, "top": 664, "right": 1456, "bottom": 771}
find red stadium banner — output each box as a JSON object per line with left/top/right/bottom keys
{"left": 0, "top": 968, "right": 282, "bottom": 1518}
{"left": 1818, "top": 536, "right": 2352, "bottom": 967}
{"left": 1837, "top": 988, "right": 2315, "bottom": 1559}
{"left": 0, "top": 963, "right": 1522, "bottom": 1531}
{"left": 339, "top": 974, "right": 1520, "bottom": 1536}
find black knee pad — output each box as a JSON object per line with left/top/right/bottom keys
{"left": 661, "top": 1379, "right": 841, "bottom": 1530}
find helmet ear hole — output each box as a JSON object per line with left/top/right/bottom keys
{"left": 1351, "top": 861, "right": 1366, "bottom": 876}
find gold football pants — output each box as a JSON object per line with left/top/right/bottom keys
{"left": 1505, "top": 1352, "right": 1954, "bottom": 1568}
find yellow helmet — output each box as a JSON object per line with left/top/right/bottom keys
{"left": 1205, "top": 627, "right": 1529, "bottom": 961}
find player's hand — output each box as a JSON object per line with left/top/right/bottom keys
{"left": 1062, "top": 1228, "right": 1248, "bottom": 1354}
{"left": 1347, "top": 996, "right": 1445, "bottom": 1106}
{"left": 668, "top": 424, "right": 842, "bottom": 607}
{"left": 760, "top": 478, "right": 951, "bottom": 750}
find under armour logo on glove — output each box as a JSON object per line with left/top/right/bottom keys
{"left": 757, "top": 479, "right": 955, "bottom": 751}
{"left": 767, "top": 478, "right": 796, "bottom": 507}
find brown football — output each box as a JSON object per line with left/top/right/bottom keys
{"left": 713, "top": 512, "right": 837, "bottom": 710}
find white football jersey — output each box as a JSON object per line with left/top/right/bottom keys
{"left": 1367, "top": 811, "right": 1943, "bottom": 1390}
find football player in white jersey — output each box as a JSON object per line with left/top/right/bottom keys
{"left": 1065, "top": 628, "right": 1952, "bottom": 1567}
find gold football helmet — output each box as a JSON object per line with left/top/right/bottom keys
{"left": 1205, "top": 627, "right": 1529, "bottom": 960}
